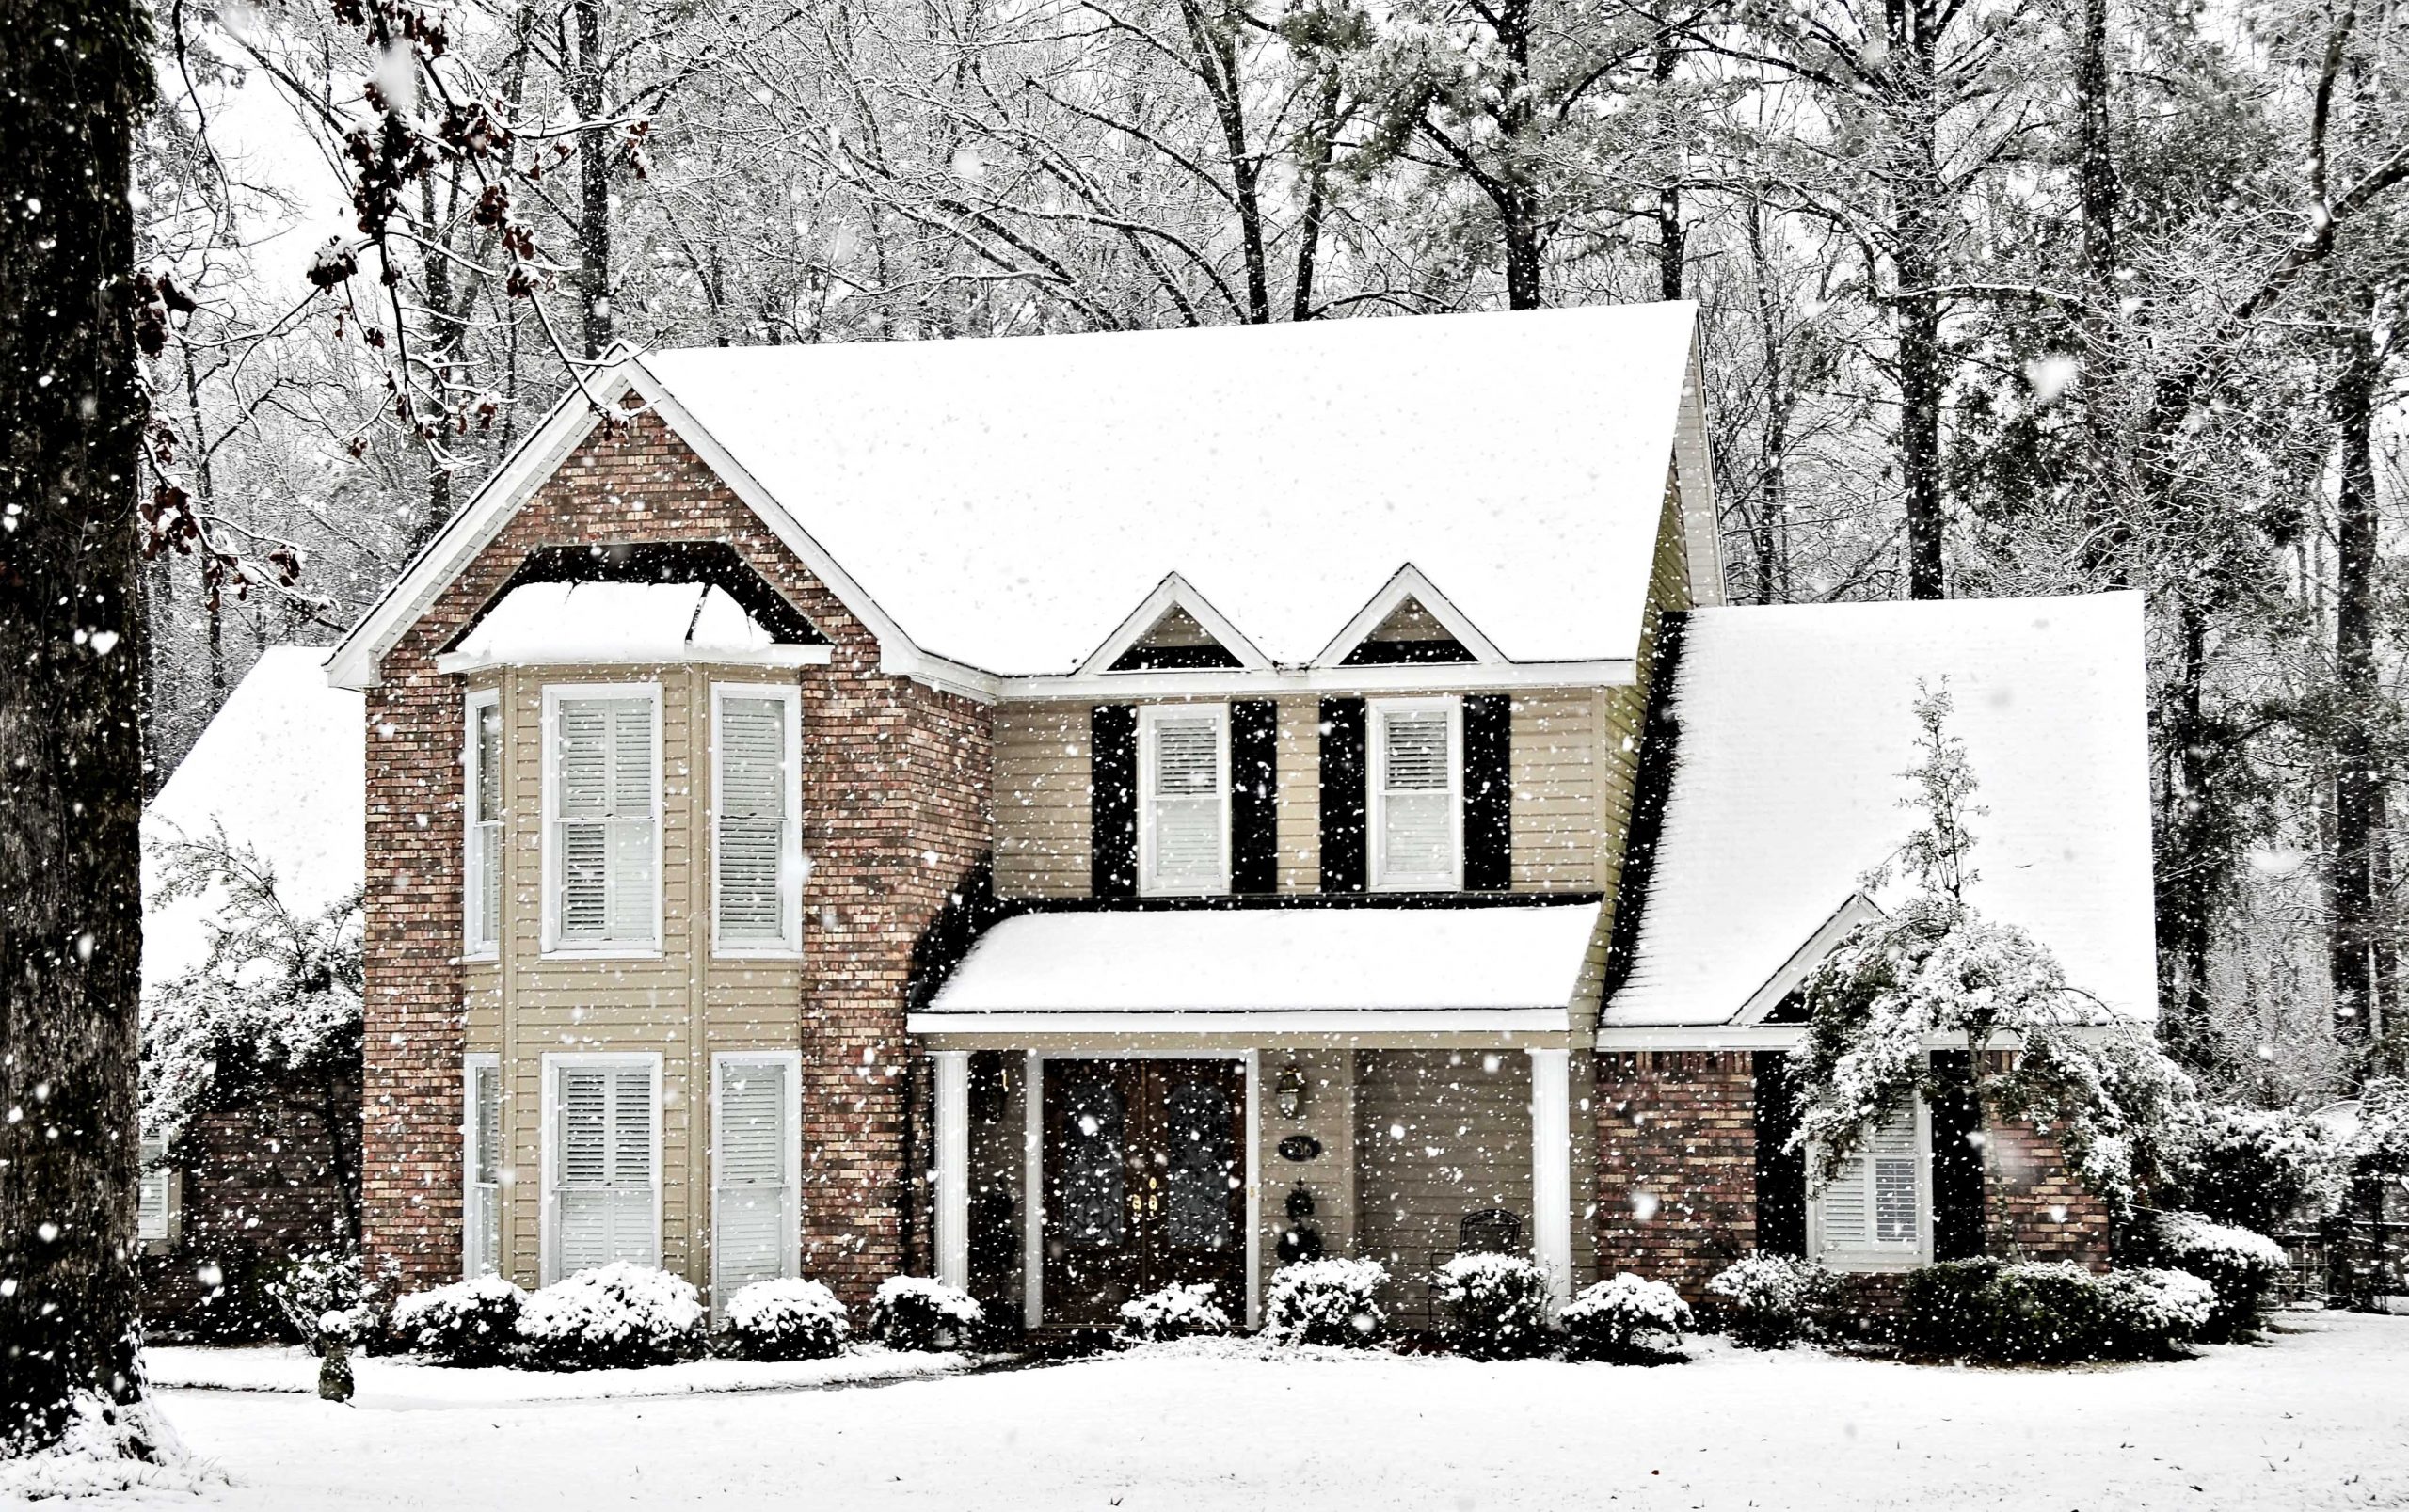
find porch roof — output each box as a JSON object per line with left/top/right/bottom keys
{"left": 911, "top": 902, "right": 1603, "bottom": 1034}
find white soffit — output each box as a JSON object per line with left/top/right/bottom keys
{"left": 435, "top": 581, "right": 831, "bottom": 672}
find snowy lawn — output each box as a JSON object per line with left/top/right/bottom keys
{"left": 61, "top": 1312, "right": 2409, "bottom": 1510}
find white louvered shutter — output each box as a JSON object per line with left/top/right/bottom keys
{"left": 1146, "top": 713, "right": 1226, "bottom": 892}
{"left": 713, "top": 1060, "right": 793, "bottom": 1305}
{"left": 554, "top": 695, "right": 656, "bottom": 948}
{"left": 1377, "top": 707, "right": 1456, "bottom": 887}
{"left": 467, "top": 1061, "right": 502, "bottom": 1277}
{"left": 1819, "top": 1101, "right": 1921, "bottom": 1256}
{"left": 469, "top": 698, "right": 503, "bottom": 951}
{"left": 554, "top": 1063, "right": 656, "bottom": 1275}
{"left": 136, "top": 1137, "right": 170, "bottom": 1243}
{"left": 715, "top": 697, "right": 792, "bottom": 946}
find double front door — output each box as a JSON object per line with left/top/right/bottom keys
{"left": 1042, "top": 1058, "right": 1247, "bottom": 1329}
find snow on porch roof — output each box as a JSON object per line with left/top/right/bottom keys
{"left": 439, "top": 581, "right": 825, "bottom": 671}
{"left": 635, "top": 302, "right": 1704, "bottom": 674}
{"left": 1605, "top": 591, "right": 2157, "bottom": 1030}
{"left": 915, "top": 903, "right": 1603, "bottom": 1029}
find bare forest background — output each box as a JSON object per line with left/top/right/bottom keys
{"left": 138, "top": 0, "right": 2409, "bottom": 1106}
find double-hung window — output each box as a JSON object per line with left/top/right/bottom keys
{"left": 545, "top": 1054, "right": 661, "bottom": 1281}
{"left": 464, "top": 1055, "right": 502, "bottom": 1279}
{"left": 544, "top": 685, "right": 661, "bottom": 953}
{"left": 711, "top": 686, "right": 803, "bottom": 954}
{"left": 1138, "top": 704, "right": 1229, "bottom": 895}
{"left": 711, "top": 1053, "right": 800, "bottom": 1309}
{"left": 1809, "top": 1097, "right": 1931, "bottom": 1269}
{"left": 464, "top": 690, "right": 503, "bottom": 956}
{"left": 1369, "top": 697, "right": 1461, "bottom": 890}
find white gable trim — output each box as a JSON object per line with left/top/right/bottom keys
{"left": 1673, "top": 331, "right": 1728, "bottom": 611}
{"left": 1731, "top": 893, "right": 1888, "bottom": 1026}
{"left": 1312, "top": 564, "right": 1505, "bottom": 669}
{"left": 1076, "top": 572, "right": 1274, "bottom": 676}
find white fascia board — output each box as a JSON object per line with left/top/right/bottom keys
{"left": 434, "top": 645, "right": 833, "bottom": 676}
{"left": 324, "top": 374, "right": 625, "bottom": 691}
{"left": 1733, "top": 893, "right": 1887, "bottom": 1027}
{"left": 1000, "top": 658, "right": 1634, "bottom": 703}
{"left": 909, "top": 1009, "right": 1571, "bottom": 1039}
{"left": 1074, "top": 571, "right": 1275, "bottom": 676}
{"left": 1311, "top": 563, "right": 1506, "bottom": 668}
{"left": 1674, "top": 325, "right": 1728, "bottom": 611}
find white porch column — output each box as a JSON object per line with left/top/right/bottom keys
{"left": 1527, "top": 1047, "right": 1573, "bottom": 1312}
{"left": 1022, "top": 1052, "right": 1045, "bottom": 1329}
{"left": 933, "top": 1051, "right": 971, "bottom": 1291}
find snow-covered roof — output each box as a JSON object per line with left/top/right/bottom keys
{"left": 438, "top": 581, "right": 827, "bottom": 672}
{"left": 914, "top": 903, "right": 1602, "bottom": 1033}
{"left": 1606, "top": 592, "right": 2156, "bottom": 1028}
{"left": 329, "top": 303, "right": 1719, "bottom": 690}
{"left": 143, "top": 646, "right": 364, "bottom": 985}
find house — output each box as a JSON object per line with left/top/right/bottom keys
{"left": 323, "top": 302, "right": 2156, "bottom": 1329}
{"left": 139, "top": 646, "right": 365, "bottom": 1337}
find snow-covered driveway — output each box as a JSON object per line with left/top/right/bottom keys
{"left": 100, "top": 1312, "right": 2409, "bottom": 1511}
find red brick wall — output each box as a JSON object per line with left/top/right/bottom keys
{"left": 361, "top": 408, "right": 992, "bottom": 1302}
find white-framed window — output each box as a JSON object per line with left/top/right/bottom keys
{"left": 464, "top": 689, "right": 503, "bottom": 957}
{"left": 710, "top": 685, "right": 805, "bottom": 955}
{"left": 541, "top": 1052, "right": 662, "bottom": 1281}
{"left": 464, "top": 1054, "right": 503, "bottom": 1279}
{"left": 1369, "top": 696, "right": 1461, "bottom": 890}
{"left": 1138, "top": 703, "right": 1229, "bottom": 896}
{"left": 541, "top": 683, "right": 662, "bottom": 954}
{"left": 136, "top": 1135, "right": 175, "bottom": 1245}
{"left": 711, "top": 1052, "right": 801, "bottom": 1312}
{"left": 1808, "top": 1096, "right": 1932, "bottom": 1270}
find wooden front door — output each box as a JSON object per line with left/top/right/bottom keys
{"left": 1041, "top": 1058, "right": 1247, "bottom": 1329}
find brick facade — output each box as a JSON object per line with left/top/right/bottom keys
{"left": 361, "top": 408, "right": 991, "bottom": 1302}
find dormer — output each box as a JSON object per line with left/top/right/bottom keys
{"left": 1076, "top": 573, "right": 1272, "bottom": 676}
{"left": 1314, "top": 565, "right": 1503, "bottom": 669}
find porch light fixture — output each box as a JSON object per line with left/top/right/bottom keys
{"left": 1274, "top": 1062, "right": 1308, "bottom": 1120}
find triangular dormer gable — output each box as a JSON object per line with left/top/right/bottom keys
{"left": 1313, "top": 565, "right": 1502, "bottom": 669}
{"left": 1076, "top": 574, "right": 1273, "bottom": 676}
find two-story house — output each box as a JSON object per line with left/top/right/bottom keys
{"left": 324, "top": 302, "right": 2157, "bottom": 1329}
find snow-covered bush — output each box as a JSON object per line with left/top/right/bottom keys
{"left": 516, "top": 1264, "right": 705, "bottom": 1370}
{"left": 1899, "top": 1259, "right": 2211, "bottom": 1362}
{"left": 868, "top": 1276, "right": 983, "bottom": 1352}
{"left": 2133, "top": 1211, "right": 2289, "bottom": 1342}
{"left": 1433, "top": 1252, "right": 1554, "bottom": 1360}
{"left": 391, "top": 1276, "right": 528, "bottom": 1366}
{"left": 2352, "top": 1078, "right": 2409, "bottom": 1180}
{"left": 1561, "top": 1273, "right": 1692, "bottom": 1362}
{"left": 721, "top": 1278, "right": 851, "bottom": 1361}
{"left": 268, "top": 1249, "right": 374, "bottom": 1357}
{"left": 2166, "top": 1105, "right": 2352, "bottom": 1233}
{"left": 1117, "top": 1282, "right": 1233, "bottom": 1345}
{"left": 1704, "top": 1254, "right": 1832, "bottom": 1348}
{"left": 2099, "top": 1266, "right": 2217, "bottom": 1351}
{"left": 1263, "top": 1257, "right": 1389, "bottom": 1348}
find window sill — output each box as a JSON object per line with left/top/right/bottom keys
{"left": 461, "top": 949, "right": 501, "bottom": 965}
{"left": 1817, "top": 1251, "right": 1931, "bottom": 1274}
{"left": 538, "top": 947, "right": 667, "bottom": 962}
{"left": 712, "top": 946, "right": 805, "bottom": 963}
{"left": 1370, "top": 877, "right": 1462, "bottom": 894}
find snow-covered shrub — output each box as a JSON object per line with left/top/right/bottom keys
{"left": 1433, "top": 1253, "right": 1555, "bottom": 1360}
{"left": 1117, "top": 1282, "right": 1233, "bottom": 1345}
{"left": 721, "top": 1278, "right": 851, "bottom": 1361}
{"left": 1561, "top": 1273, "right": 1692, "bottom": 1362}
{"left": 1898, "top": 1260, "right": 2210, "bottom": 1362}
{"left": 516, "top": 1264, "right": 705, "bottom": 1371}
{"left": 391, "top": 1276, "right": 528, "bottom": 1366}
{"left": 1704, "top": 1254, "right": 1832, "bottom": 1348}
{"left": 268, "top": 1249, "right": 374, "bottom": 1357}
{"left": 1263, "top": 1257, "right": 1389, "bottom": 1348}
{"left": 2098, "top": 1266, "right": 2217, "bottom": 1352}
{"left": 2133, "top": 1211, "right": 2288, "bottom": 1342}
{"left": 2352, "top": 1078, "right": 2409, "bottom": 1180}
{"left": 868, "top": 1276, "right": 983, "bottom": 1352}
{"left": 2167, "top": 1105, "right": 2351, "bottom": 1233}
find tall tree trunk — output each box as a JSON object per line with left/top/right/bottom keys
{"left": 1747, "top": 208, "right": 1790, "bottom": 602}
{"left": 2327, "top": 287, "right": 2389, "bottom": 1052}
{"left": 1291, "top": 62, "right": 1343, "bottom": 322}
{"left": 2158, "top": 597, "right": 2225, "bottom": 1064}
{"left": 1891, "top": 42, "right": 1947, "bottom": 601}
{"left": 2073, "top": 0, "right": 2125, "bottom": 581}
{"left": 1496, "top": 0, "right": 1541, "bottom": 310}
{"left": 0, "top": 0, "right": 161, "bottom": 1456}
{"left": 1652, "top": 24, "right": 1683, "bottom": 303}
{"left": 1179, "top": 0, "right": 1271, "bottom": 323}
{"left": 572, "top": 0, "right": 613, "bottom": 358}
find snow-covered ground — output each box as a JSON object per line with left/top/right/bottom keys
{"left": 45, "top": 1313, "right": 2409, "bottom": 1510}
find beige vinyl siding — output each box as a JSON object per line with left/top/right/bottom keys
{"left": 1353, "top": 1049, "right": 1534, "bottom": 1327}
{"left": 1255, "top": 1048, "right": 1357, "bottom": 1306}
{"left": 1508, "top": 690, "right": 1604, "bottom": 892}
{"left": 1275, "top": 698, "right": 1320, "bottom": 893}
{"left": 991, "top": 704, "right": 1092, "bottom": 899}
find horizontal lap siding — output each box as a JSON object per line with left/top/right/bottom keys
{"left": 992, "top": 705, "right": 1091, "bottom": 899}
{"left": 1275, "top": 698, "right": 1321, "bottom": 893}
{"left": 1509, "top": 690, "right": 1604, "bottom": 892}
{"left": 1354, "top": 1049, "right": 1533, "bottom": 1326}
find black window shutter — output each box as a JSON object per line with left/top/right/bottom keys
{"left": 1090, "top": 704, "right": 1138, "bottom": 899}
{"left": 1929, "top": 1050, "right": 1986, "bottom": 1260}
{"left": 1463, "top": 695, "right": 1512, "bottom": 890}
{"left": 1317, "top": 697, "right": 1366, "bottom": 893}
{"left": 1752, "top": 1051, "right": 1807, "bottom": 1258}
{"left": 1230, "top": 700, "right": 1278, "bottom": 894}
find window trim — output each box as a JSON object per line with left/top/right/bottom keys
{"left": 538, "top": 681, "right": 664, "bottom": 958}
{"left": 709, "top": 683, "right": 806, "bottom": 959}
{"left": 463, "top": 688, "right": 503, "bottom": 960}
{"left": 1806, "top": 1095, "right": 1934, "bottom": 1272}
{"left": 710, "top": 1049, "right": 804, "bottom": 1312}
{"left": 463, "top": 1053, "right": 503, "bottom": 1280}
{"left": 136, "top": 1134, "right": 177, "bottom": 1248}
{"left": 1367, "top": 694, "right": 1464, "bottom": 892}
{"left": 537, "top": 1050, "right": 663, "bottom": 1284}
{"left": 1136, "top": 702, "right": 1231, "bottom": 897}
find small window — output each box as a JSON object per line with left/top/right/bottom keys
{"left": 465, "top": 1055, "right": 502, "bottom": 1279}
{"left": 1138, "top": 704, "right": 1229, "bottom": 895}
{"left": 1370, "top": 697, "right": 1461, "bottom": 890}
{"left": 464, "top": 691, "right": 503, "bottom": 955}
{"left": 712, "top": 687, "right": 804, "bottom": 953}
{"left": 136, "top": 1136, "right": 174, "bottom": 1245}
{"left": 712, "top": 1055, "right": 799, "bottom": 1310}
{"left": 1809, "top": 1097, "right": 1930, "bottom": 1269}
{"left": 545, "top": 686, "right": 661, "bottom": 952}
{"left": 548, "top": 1057, "right": 660, "bottom": 1280}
